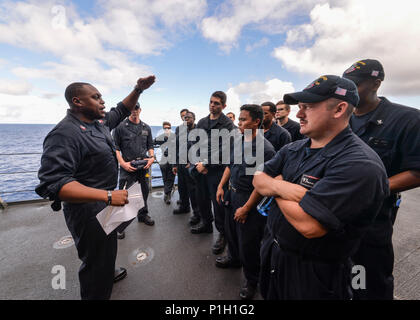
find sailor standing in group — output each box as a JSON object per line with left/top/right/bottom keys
{"left": 275, "top": 100, "right": 305, "bottom": 141}
{"left": 173, "top": 111, "right": 201, "bottom": 225}
{"left": 216, "top": 104, "right": 275, "bottom": 300}
{"left": 253, "top": 75, "right": 389, "bottom": 299}
{"left": 154, "top": 121, "right": 176, "bottom": 205}
{"left": 172, "top": 108, "right": 190, "bottom": 213}
{"left": 36, "top": 76, "right": 156, "bottom": 300}
{"left": 342, "top": 59, "right": 420, "bottom": 300}
{"left": 113, "top": 103, "right": 155, "bottom": 228}
{"left": 261, "top": 101, "right": 291, "bottom": 151}
{"left": 191, "top": 91, "right": 235, "bottom": 256}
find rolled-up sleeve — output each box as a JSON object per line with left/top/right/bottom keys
{"left": 35, "top": 133, "right": 81, "bottom": 201}
{"left": 106, "top": 102, "right": 131, "bottom": 131}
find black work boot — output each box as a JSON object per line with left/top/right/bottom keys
{"left": 215, "top": 255, "right": 241, "bottom": 269}
{"left": 114, "top": 267, "right": 127, "bottom": 283}
{"left": 138, "top": 214, "right": 155, "bottom": 226}
{"left": 190, "top": 222, "right": 213, "bottom": 234}
{"left": 173, "top": 207, "right": 190, "bottom": 215}
{"left": 239, "top": 281, "right": 257, "bottom": 300}
{"left": 189, "top": 215, "right": 201, "bottom": 226}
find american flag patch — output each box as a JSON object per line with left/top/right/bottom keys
{"left": 371, "top": 70, "right": 379, "bottom": 77}
{"left": 335, "top": 87, "right": 347, "bottom": 96}
{"left": 344, "top": 66, "right": 355, "bottom": 74}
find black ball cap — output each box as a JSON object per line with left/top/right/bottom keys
{"left": 283, "top": 75, "right": 360, "bottom": 107}
{"left": 343, "top": 59, "right": 385, "bottom": 85}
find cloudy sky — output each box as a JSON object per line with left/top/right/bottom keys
{"left": 0, "top": 0, "right": 419, "bottom": 125}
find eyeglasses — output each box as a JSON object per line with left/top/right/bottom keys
{"left": 183, "top": 116, "right": 192, "bottom": 119}
{"left": 164, "top": 127, "right": 171, "bottom": 130}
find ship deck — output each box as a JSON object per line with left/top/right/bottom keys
{"left": 1, "top": 187, "right": 420, "bottom": 300}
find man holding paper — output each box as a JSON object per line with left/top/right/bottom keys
{"left": 36, "top": 75, "right": 156, "bottom": 300}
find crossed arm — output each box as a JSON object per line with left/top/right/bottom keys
{"left": 253, "top": 172, "right": 327, "bottom": 239}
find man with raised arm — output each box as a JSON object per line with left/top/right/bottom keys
{"left": 36, "top": 75, "right": 155, "bottom": 300}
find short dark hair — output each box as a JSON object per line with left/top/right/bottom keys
{"left": 186, "top": 111, "right": 195, "bottom": 119}
{"left": 261, "top": 101, "right": 276, "bottom": 114}
{"left": 327, "top": 98, "right": 354, "bottom": 118}
{"left": 276, "top": 100, "right": 290, "bottom": 111}
{"left": 180, "top": 108, "right": 189, "bottom": 114}
{"left": 211, "top": 91, "right": 227, "bottom": 106}
{"left": 240, "top": 104, "right": 263, "bottom": 126}
{"left": 162, "top": 121, "right": 171, "bottom": 127}
{"left": 64, "top": 82, "right": 91, "bottom": 107}
{"left": 226, "top": 112, "right": 235, "bottom": 119}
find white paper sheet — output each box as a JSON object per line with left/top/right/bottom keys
{"left": 96, "top": 182, "right": 144, "bottom": 235}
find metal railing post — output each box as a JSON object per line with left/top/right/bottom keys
{"left": 0, "top": 195, "right": 7, "bottom": 210}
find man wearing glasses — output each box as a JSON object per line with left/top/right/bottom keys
{"left": 154, "top": 122, "right": 176, "bottom": 204}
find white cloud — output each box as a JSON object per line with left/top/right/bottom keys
{"left": 0, "top": 93, "right": 66, "bottom": 123}
{"left": 201, "top": 0, "right": 321, "bottom": 52}
{"left": 0, "top": 80, "right": 32, "bottom": 95}
{"left": 272, "top": 0, "right": 420, "bottom": 95}
{"left": 0, "top": 0, "right": 206, "bottom": 92}
{"left": 245, "top": 37, "right": 269, "bottom": 52}
{"left": 0, "top": 0, "right": 208, "bottom": 123}
{"left": 225, "top": 78, "right": 295, "bottom": 117}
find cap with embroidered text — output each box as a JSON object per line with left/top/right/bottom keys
{"left": 343, "top": 59, "right": 385, "bottom": 85}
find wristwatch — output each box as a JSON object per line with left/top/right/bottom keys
{"left": 134, "top": 85, "right": 143, "bottom": 94}
{"left": 107, "top": 190, "right": 112, "bottom": 205}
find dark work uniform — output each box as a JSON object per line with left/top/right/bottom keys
{"left": 174, "top": 124, "right": 200, "bottom": 216}
{"left": 113, "top": 118, "right": 153, "bottom": 215}
{"left": 282, "top": 118, "right": 305, "bottom": 141}
{"left": 259, "top": 127, "right": 389, "bottom": 300}
{"left": 36, "top": 103, "right": 131, "bottom": 300}
{"left": 264, "top": 122, "right": 291, "bottom": 151}
{"left": 154, "top": 132, "right": 176, "bottom": 196}
{"left": 195, "top": 113, "right": 235, "bottom": 232}
{"left": 225, "top": 134, "right": 275, "bottom": 286}
{"left": 350, "top": 97, "right": 420, "bottom": 300}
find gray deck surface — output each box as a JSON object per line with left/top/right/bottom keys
{"left": 1, "top": 187, "right": 419, "bottom": 300}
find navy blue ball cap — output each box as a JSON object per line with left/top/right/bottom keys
{"left": 343, "top": 59, "right": 385, "bottom": 85}
{"left": 283, "top": 75, "right": 360, "bottom": 106}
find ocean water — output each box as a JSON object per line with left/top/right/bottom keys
{"left": 0, "top": 123, "right": 170, "bottom": 203}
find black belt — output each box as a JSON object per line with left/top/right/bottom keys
{"left": 272, "top": 237, "right": 345, "bottom": 264}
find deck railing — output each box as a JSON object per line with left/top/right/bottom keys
{"left": 0, "top": 151, "right": 166, "bottom": 209}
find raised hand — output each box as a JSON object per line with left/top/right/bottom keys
{"left": 137, "top": 75, "right": 156, "bottom": 91}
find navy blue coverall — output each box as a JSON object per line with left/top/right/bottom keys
{"left": 36, "top": 103, "right": 130, "bottom": 299}
{"left": 225, "top": 134, "right": 275, "bottom": 286}
{"left": 263, "top": 122, "right": 291, "bottom": 152}
{"left": 350, "top": 97, "right": 420, "bottom": 300}
{"left": 194, "top": 113, "right": 235, "bottom": 232}
{"left": 112, "top": 118, "right": 153, "bottom": 215}
{"left": 259, "top": 127, "right": 389, "bottom": 300}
